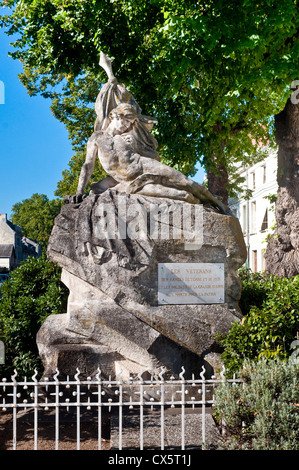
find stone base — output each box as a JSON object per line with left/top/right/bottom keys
{"left": 37, "top": 309, "right": 220, "bottom": 380}
{"left": 37, "top": 270, "right": 238, "bottom": 380}
{"left": 38, "top": 190, "right": 247, "bottom": 380}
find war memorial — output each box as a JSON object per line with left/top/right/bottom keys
{"left": 37, "top": 53, "right": 247, "bottom": 381}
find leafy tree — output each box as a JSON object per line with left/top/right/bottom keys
{"left": 1, "top": 0, "right": 163, "bottom": 196}
{"left": 55, "top": 149, "right": 104, "bottom": 198}
{"left": 11, "top": 193, "right": 62, "bottom": 248}
{"left": 0, "top": 256, "right": 68, "bottom": 377}
{"left": 218, "top": 269, "right": 299, "bottom": 375}
{"left": 1, "top": 1, "right": 298, "bottom": 203}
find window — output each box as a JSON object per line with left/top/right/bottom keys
{"left": 262, "top": 165, "right": 266, "bottom": 184}
{"left": 261, "top": 209, "right": 268, "bottom": 231}
{"left": 250, "top": 201, "right": 256, "bottom": 233}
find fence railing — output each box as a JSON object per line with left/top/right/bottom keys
{"left": 0, "top": 366, "right": 241, "bottom": 451}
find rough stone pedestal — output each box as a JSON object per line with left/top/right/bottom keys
{"left": 37, "top": 189, "right": 247, "bottom": 379}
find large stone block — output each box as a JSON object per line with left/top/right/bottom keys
{"left": 37, "top": 190, "right": 246, "bottom": 379}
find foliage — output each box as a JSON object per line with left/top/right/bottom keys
{"left": 237, "top": 266, "right": 272, "bottom": 315}
{"left": 218, "top": 269, "right": 299, "bottom": 375}
{"left": 11, "top": 193, "right": 62, "bottom": 248}
{"left": 1, "top": 1, "right": 299, "bottom": 198}
{"left": 214, "top": 358, "right": 299, "bottom": 450}
{"left": 0, "top": 256, "right": 68, "bottom": 377}
{"left": 55, "top": 149, "right": 105, "bottom": 198}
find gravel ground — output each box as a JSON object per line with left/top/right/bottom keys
{"left": 0, "top": 409, "right": 110, "bottom": 451}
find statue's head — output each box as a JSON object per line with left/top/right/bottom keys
{"left": 107, "top": 103, "right": 138, "bottom": 136}
{"left": 109, "top": 103, "right": 157, "bottom": 127}
{"left": 107, "top": 102, "right": 159, "bottom": 158}
{"left": 110, "top": 103, "right": 138, "bottom": 122}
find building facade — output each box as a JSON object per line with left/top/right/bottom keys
{"left": 229, "top": 151, "right": 278, "bottom": 272}
{"left": 0, "top": 213, "right": 41, "bottom": 273}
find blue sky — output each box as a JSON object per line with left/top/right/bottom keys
{"left": 0, "top": 27, "right": 73, "bottom": 218}
{"left": 0, "top": 19, "right": 204, "bottom": 219}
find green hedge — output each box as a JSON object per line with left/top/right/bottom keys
{"left": 217, "top": 269, "right": 299, "bottom": 375}
{"left": 0, "top": 256, "right": 68, "bottom": 377}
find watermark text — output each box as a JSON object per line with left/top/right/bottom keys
{"left": 93, "top": 196, "right": 203, "bottom": 249}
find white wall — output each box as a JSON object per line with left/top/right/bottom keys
{"left": 0, "top": 214, "right": 15, "bottom": 245}
{"left": 0, "top": 258, "right": 10, "bottom": 271}
{"left": 229, "top": 151, "right": 278, "bottom": 272}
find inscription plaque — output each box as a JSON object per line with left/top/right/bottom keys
{"left": 158, "top": 263, "right": 225, "bottom": 305}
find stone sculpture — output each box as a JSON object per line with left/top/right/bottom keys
{"left": 71, "top": 53, "right": 227, "bottom": 213}
{"left": 37, "top": 53, "right": 247, "bottom": 380}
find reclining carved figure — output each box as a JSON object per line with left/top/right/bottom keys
{"left": 72, "top": 52, "right": 228, "bottom": 214}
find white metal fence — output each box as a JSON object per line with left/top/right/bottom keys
{"left": 0, "top": 366, "right": 241, "bottom": 451}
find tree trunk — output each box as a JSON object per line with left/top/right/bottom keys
{"left": 207, "top": 160, "right": 229, "bottom": 206}
{"left": 264, "top": 97, "right": 299, "bottom": 277}
{"left": 207, "top": 131, "right": 229, "bottom": 205}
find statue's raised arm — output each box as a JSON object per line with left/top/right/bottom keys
{"left": 99, "top": 52, "right": 115, "bottom": 81}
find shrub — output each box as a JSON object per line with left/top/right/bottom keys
{"left": 238, "top": 266, "right": 273, "bottom": 315}
{"left": 213, "top": 358, "right": 299, "bottom": 450}
{"left": 0, "top": 256, "right": 68, "bottom": 377}
{"left": 217, "top": 269, "right": 299, "bottom": 375}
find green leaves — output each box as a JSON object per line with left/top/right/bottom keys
{"left": 218, "top": 269, "right": 299, "bottom": 375}
{"left": 55, "top": 148, "right": 106, "bottom": 197}
{"left": 11, "top": 193, "right": 63, "bottom": 249}
{"left": 1, "top": 0, "right": 299, "bottom": 198}
{"left": 214, "top": 358, "right": 299, "bottom": 450}
{"left": 0, "top": 256, "right": 68, "bottom": 377}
